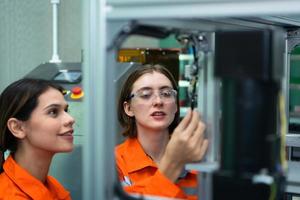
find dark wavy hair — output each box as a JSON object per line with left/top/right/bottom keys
{"left": 117, "top": 63, "right": 179, "bottom": 138}
{"left": 0, "top": 78, "right": 64, "bottom": 173}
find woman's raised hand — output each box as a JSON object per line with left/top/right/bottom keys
{"left": 158, "top": 109, "right": 209, "bottom": 182}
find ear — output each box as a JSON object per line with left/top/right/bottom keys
{"left": 123, "top": 101, "right": 134, "bottom": 117}
{"left": 6, "top": 118, "right": 26, "bottom": 139}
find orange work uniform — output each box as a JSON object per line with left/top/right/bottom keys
{"left": 0, "top": 155, "right": 71, "bottom": 200}
{"left": 115, "top": 138, "right": 198, "bottom": 200}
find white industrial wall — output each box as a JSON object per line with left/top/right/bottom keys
{"left": 0, "top": 0, "right": 82, "bottom": 92}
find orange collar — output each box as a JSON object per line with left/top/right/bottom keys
{"left": 117, "top": 138, "right": 198, "bottom": 177}
{"left": 3, "top": 155, "right": 69, "bottom": 199}
{"left": 119, "top": 138, "right": 157, "bottom": 173}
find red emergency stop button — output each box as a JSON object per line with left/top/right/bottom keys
{"left": 70, "top": 86, "right": 84, "bottom": 99}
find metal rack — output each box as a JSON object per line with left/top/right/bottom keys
{"left": 285, "top": 30, "right": 300, "bottom": 197}
{"left": 82, "top": 1, "right": 300, "bottom": 199}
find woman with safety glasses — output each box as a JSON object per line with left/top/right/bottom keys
{"left": 116, "top": 64, "right": 208, "bottom": 200}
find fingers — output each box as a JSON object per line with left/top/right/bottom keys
{"left": 190, "top": 120, "right": 206, "bottom": 144}
{"left": 173, "top": 109, "right": 202, "bottom": 139}
{"left": 189, "top": 139, "right": 208, "bottom": 162}
{"left": 174, "top": 108, "right": 192, "bottom": 132}
{"left": 184, "top": 110, "right": 200, "bottom": 136}
{"left": 170, "top": 109, "right": 208, "bottom": 163}
{"left": 198, "top": 139, "right": 209, "bottom": 160}
{"left": 190, "top": 121, "right": 207, "bottom": 161}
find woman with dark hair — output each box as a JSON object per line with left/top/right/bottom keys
{"left": 0, "top": 78, "right": 75, "bottom": 199}
{"left": 116, "top": 64, "right": 208, "bottom": 200}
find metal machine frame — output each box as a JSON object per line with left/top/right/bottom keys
{"left": 285, "top": 30, "right": 300, "bottom": 196}
{"left": 82, "top": 1, "right": 300, "bottom": 199}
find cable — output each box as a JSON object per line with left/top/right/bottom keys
{"left": 279, "top": 92, "right": 287, "bottom": 171}
{"left": 176, "top": 33, "right": 207, "bottom": 110}
{"left": 268, "top": 182, "right": 277, "bottom": 200}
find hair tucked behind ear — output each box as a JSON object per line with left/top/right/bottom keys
{"left": 0, "top": 78, "right": 64, "bottom": 173}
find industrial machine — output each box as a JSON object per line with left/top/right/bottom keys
{"left": 19, "top": 1, "right": 300, "bottom": 199}
{"left": 12, "top": 1, "right": 295, "bottom": 200}
{"left": 285, "top": 30, "right": 300, "bottom": 200}
{"left": 80, "top": 0, "right": 300, "bottom": 198}
{"left": 5, "top": 1, "right": 300, "bottom": 199}
{"left": 213, "top": 29, "right": 285, "bottom": 200}
{"left": 112, "top": 25, "right": 285, "bottom": 200}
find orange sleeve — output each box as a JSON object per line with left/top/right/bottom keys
{"left": 123, "top": 170, "right": 188, "bottom": 199}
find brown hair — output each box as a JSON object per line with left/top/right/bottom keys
{"left": 117, "top": 63, "right": 179, "bottom": 138}
{"left": 0, "top": 78, "right": 64, "bottom": 173}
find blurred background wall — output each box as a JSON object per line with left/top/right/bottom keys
{"left": 0, "top": 0, "right": 82, "bottom": 92}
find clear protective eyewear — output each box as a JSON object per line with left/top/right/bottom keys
{"left": 128, "top": 88, "right": 177, "bottom": 103}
